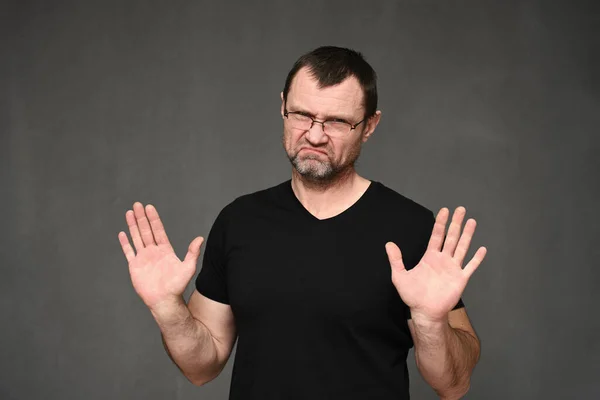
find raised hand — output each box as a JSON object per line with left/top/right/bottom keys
{"left": 118, "top": 202, "right": 204, "bottom": 310}
{"left": 385, "top": 207, "right": 487, "bottom": 322}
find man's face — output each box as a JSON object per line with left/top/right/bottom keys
{"left": 281, "top": 67, "right": 379, "bottom": 184}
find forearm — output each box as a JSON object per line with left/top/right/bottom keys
{"left": 411, "top": 315, "right": 480, "bottom": 399}
{"left": 149, "top": 297, "right": 220, "bottom": 385}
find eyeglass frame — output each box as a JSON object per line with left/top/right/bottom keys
{"left": 283, "top": 107, "right": 368, "bottom": 136}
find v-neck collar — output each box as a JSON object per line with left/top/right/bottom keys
{"left": 283, "top": 179, "right": 376, "bottom": 223}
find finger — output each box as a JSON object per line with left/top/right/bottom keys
{"left": 463, "top": 246, "right": 487, "bottom": 279}
{"left": 145, "top": 204, "right": 173, "bottom": 249}
{"left": 133, "top": 202, "right": 156, "bottom": 247}
{"left": 183, "top": 236, "right": 205, "bottom": 265}
{"left": 385, "top": 242, "right": 406, "bottom": 273}
{"left": 118, "top": 231, "right": 136, "bottom": 263}
{"left": 427, "top": 208, "right": 449, "bottom": 252}
{"left": 126, "top": 209, "right": 145, "bottom": 252}
{"left": 442, "top": 206, "right": 466, "bottom": 256}
{"left": 454, "top": 218, "right": 476, "bottom": 265}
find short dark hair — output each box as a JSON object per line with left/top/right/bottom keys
{"left": 282, "top": 46, "right": 378, "bottom": 118}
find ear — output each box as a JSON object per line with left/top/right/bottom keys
{"left": 280, "top": 91, "right": 285, "bottom": 119}
{"left": 361, "top": 110, "right": 382, "bottom": 143}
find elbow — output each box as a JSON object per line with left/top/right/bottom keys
{"left": 184, "top": 366, "right": 222, "bottom": 387}
{"left": 177, "top": 347, "right": 228, "bottom": 387}
{"left": 455, "top": 381, "right": 471, "bottom": 399}
{"left": 438, "top": 380, "right": 471, "bottom": 400}
{"left": 187, "top": 374, "right": 214, "bottom": 387}
{"left": 187, "top": 375, "right": 206, "bottom": 387}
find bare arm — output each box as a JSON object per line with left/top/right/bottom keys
{"left": 118, "top": 203, "right": 236, "bottom": 386}
{"left": 387, "top": 207, "right": 486, "bottom": 398}
{"left": 408, "top": 308, "right": 480, "bottom": 399}
{"left": 151, "top": 291, "right": 236, "bottom": 386}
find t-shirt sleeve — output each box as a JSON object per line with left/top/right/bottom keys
{"left": 405, "top": 209, "right": 465, "bottom": 320}
{"left": 195, "top": 206, "right": 230, "bottom": 304}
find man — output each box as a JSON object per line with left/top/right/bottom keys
{"left": 118, "top": 46, "right": 487, "bottom": 400}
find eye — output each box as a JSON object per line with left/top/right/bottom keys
{"left": 291, "top": 113, "right": 311, "bottom": 121}
{"left": 326, "top": 119, "right": 350, "bottom": 126}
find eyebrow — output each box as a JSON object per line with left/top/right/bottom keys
{"left": 287, "top": 105, "right": 354, "bottom": 124}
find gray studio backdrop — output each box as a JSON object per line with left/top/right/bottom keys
{"left": 2, "top": 1, "right": 598, "bottom": 399}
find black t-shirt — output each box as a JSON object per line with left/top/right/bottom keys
{"left": 195, "top": 179, "right": 464, "bottom": 400}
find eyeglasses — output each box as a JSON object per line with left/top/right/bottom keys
{"left": 283, "top": 109, "right": 367, "bottom": 137}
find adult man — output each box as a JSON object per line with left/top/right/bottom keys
{"left": 118, "top": 46, "right": 487, "bottom": 399}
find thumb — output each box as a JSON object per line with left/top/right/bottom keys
{"left": 183, "top": 236, "right": 205, "bottom": 265}
{"left": 385, "top": 242, "right": 406, "bottom": 273}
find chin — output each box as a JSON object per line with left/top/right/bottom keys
{"left": 292, "top": 158, "right": 332, "bottom": 180}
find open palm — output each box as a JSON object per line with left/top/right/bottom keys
{"left": 386, "top": 207, "right": 487, "bottom": 322}
{"left": 118, "top": 202, "right": 204, "bottom": 310}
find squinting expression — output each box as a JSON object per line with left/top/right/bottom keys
{"left": 281, "top": 67, "right": 368, "bottom": 183}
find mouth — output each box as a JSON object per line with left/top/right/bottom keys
{"left": 300, "top": 147, "right": 327, "bottom": 156}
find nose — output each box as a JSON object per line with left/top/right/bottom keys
{"left": 305, "top": 121, "right": 329, "bottom": 145}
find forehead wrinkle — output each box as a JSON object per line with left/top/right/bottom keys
{"left": 287, "top": 99, "right": 357, "bottom": 121}
{"left": 288, "top": 74, "right": 364, "bottom": 120}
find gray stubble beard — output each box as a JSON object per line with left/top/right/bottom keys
{"left": 284, "top": 133, "right": 363, "bottom": 185}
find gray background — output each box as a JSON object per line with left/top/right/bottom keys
{"left": 2, "top": 0, "right": 598, "bottom": 399}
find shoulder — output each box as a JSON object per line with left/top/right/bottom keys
{"left": 214, "top": 180, "right": 290, "bottom": 220}
{"left": 205, "top": 181, "right": 289, "bottom": 243}
{"left": 371, "top": 180, "right": 434, "bottom": 224}
{"left": 368, "top": 181, "right": 436, "bottom": 264}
